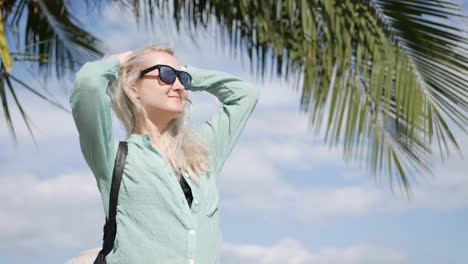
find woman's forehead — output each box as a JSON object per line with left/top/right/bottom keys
{"left": 142, "top": 51, "right": 180, "bottom": 70}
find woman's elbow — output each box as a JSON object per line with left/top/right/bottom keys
{"left": 245, "top": 82, "right": 260, "bottom": 103}
{"left": 252, "top": 85, "right": 261, "bottom": 101}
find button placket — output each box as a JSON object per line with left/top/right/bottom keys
{"left": 187, "top": 228, "right": 196, "bottom": 263}
{"left": 145, "top": 135, "right": 193, "bottom": 226}
{"left": 184, "top": 171, "right": 201, "bottom": 214}
{"left": 190, "top": 193, "right": 200, "bottom": 212}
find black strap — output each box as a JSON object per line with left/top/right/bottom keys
{"left": 94, "top": 141, "right": 194, "bottom": 263}
{"left": 97, "top": 141, "right": 128, "bottom": 260}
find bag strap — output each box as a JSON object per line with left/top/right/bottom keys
{"left": 101, "top": 141, "right": 128, "bottom": 257}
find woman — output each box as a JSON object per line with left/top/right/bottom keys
{"left": 68, "top": 44, "right": 260, "bottom": 263}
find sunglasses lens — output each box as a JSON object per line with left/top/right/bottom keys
{"left": 179, "top": 72, "right": 191, "bottom": 89}
{"left": 159, "top": 66, "right": 177, "bottom": 84}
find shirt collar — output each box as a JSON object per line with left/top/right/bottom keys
{"left": 126, "top": 133, "right": 152, "bottom": 148}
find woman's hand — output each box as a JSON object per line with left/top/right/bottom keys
{"left": 107, "top": 51, "right": 133, "bottom": 65}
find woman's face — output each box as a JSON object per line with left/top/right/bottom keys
{"left": 131, "top": 51, "right": 188, "bottom": 121}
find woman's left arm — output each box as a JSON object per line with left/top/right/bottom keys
{"left": 186, "top": 65, "right": 260, "bottom": 177}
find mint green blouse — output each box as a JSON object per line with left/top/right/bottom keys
{"left": 69, "top": 56, "right": 259, "bottom": 264}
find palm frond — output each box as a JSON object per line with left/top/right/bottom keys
{"left": 4, "top": 73, "right": 38, "bottom": 147}
{"left": 0, "top": 11, "right": 13, "bottom": 72}
{"left": 128, "top": 0, "right": 468, "bottom": 193}
{"left": 1, "top": 0, "right": 466, "bottom": 193}
{"left": 0, "top": 0, "right": 106, "bottom": 144}
{"left": 0, "top": 66, "right": 16, "bottom": 143}
{"left": 0, "top": 64, "right": 70, "bottom": 145}
{"left": 21, "top": 0, "right": 105, "bottom": 79}
{"left": 370, "top": 0, "right": 468, "bottom": 149}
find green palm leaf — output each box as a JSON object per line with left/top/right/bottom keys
{"left": 23, "top": 0, "right": 106, "bottom": 77}
{"left": 1, "top": 0, "right": 466, "bottom": 193}
{"left": 122, "top": 0, "right": 467, "bottom": 193}
{"left": 1, "top": 0, "right": 105, "bottom": 144}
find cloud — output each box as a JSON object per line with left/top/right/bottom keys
{"left": 217, "top": 106, "right": 468, "bottom": 223}
{"left": 221, "top": 239, "right": 408, "bottom": 264}
{"left": 0, "top": 173, "right": 104, "bottom": 254}
{"left": 0, "top": 170, "right": 409, "bottom": 264}
{"left": 0, "top": 169, "right": 408, "bottom": 264}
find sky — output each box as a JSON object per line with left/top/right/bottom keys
{"left": 0, "top": 1, "right": 467, "bottom": 264}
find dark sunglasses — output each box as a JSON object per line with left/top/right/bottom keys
{"left": 139, "top": 64, "right": 192, "bottom": 90}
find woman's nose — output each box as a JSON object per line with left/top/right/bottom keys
{"left": 172, "top": 77, "right": 185, "bottom": 90}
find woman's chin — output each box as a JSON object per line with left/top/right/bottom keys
{"left": 166, "top": 105, "right": 185, "bottom": 115}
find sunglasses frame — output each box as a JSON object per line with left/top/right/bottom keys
{"left": 139, "top": 64, "right": 192, "bottom": 90}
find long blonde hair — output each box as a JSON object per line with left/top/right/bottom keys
{"left": 107, "top": 44, "right": 210, "bottom": 184}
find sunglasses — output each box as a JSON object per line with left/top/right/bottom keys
{"left": 139, "top": 64, "right": 192, "bottom": 90}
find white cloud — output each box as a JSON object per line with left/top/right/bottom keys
{"left": 0, "top": 170, "right": 409, "bottom": 264}
{"left": 221, "top": 239, "right": 408, "bottom": 264}
{"left": 0, "top": 173, "right": 104, "bottom": 253}
{"left": 218, "top": 107, "right": 468, "bottom": 223}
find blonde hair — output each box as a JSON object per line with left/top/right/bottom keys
{"left": 107, "top": 44, "right": 210, "bottom": 184}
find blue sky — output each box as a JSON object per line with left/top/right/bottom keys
{"left": 0, "top": 1, "right": 467, "bottom": 264}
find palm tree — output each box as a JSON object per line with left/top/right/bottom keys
{"left": 0, "top": 0, "right": 105, "bottom": 144}
{"left": 1, "top": 0, "right": 467, "bottom": 193}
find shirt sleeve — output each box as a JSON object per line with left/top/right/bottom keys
{"left": 186, "top": 66, "right": 260, "bottom": 177}
{"left": 69, "top": 56, "right": 121, "bottom": 188}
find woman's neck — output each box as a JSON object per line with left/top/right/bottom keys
{"left": 132, "top": 116, "right": 173, "bottom": 150}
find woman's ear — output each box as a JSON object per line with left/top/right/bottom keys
{"left": 129, "top": 84, "right": 140, "bottom": 100}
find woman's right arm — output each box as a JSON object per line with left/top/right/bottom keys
{"left": 186, "top": 66, "right": 260, "bottom": 177}
{"left": 69, "top": 56, "right": 121, "bottom": 185}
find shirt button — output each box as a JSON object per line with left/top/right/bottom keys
{"left": 188, "top": 259, "right": 194, "bottom": 264}
{"left": 189, "top": 229, "right": 195, "bottom": 235}
{"left": 193, "top": 199, "right": 199, "bottom": 205}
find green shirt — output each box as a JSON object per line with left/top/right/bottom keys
{"left": 69, "top": 56, "right": 259, "bottom": 264}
